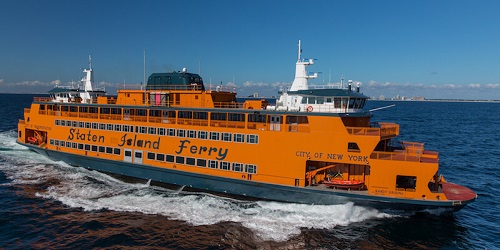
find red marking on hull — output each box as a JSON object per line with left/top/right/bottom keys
{"left": 442, "top": 182, "right": 477, "bottom": 201}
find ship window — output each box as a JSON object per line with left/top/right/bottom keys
{"left": 248, "top": 114, "right": 266, "bottom": 123}
{"left": 50, "top": 139, "right": 54, "bottom": 145}
{"left": 193, "top": 111, "right": 208, "bottom": 120}
{"left": 326, "top": 97, "right": 332, "bottom": 103}
{"left": 107, "top": 124, "right": 113, "bottom": 130}
{"left": 198, "top": 131, "right": 208, "bottom": 139}
{"left": 55, "top": 120, "right": 60, "bottom": 126}
{"left": 125, "top": 150, "right": 132, "bottom": 157}
{"left": 167, "top": 128, "right": 175, "bottom": 136}
{"left": 72, "top": 143, "right": 77, "bottom": 149}
{"left": 177, "top": 129, "right": 186, "bottom": 137}
{"left": 349, "top": 98, "right": 355, "bottom": 109}
{"left": 307, "top": 97, "right": 315, "bottom": 104}
{"left": 92, "top": 145, "right": 98, "bottom": 152}
{"left": 135, "top": 151, "right": 142, "bottom": 158}
{"left": 111, "top": 108, "right": 121, "bottom": 115}
{"left": 220, "top": 161, "right": 230, "bottom": 170}
{"left": 228, "top": 113, "right": 245, "bottom": 122}
{"left": 178, "top": 111, "right": 193, "bottom": 119}
{"left": 208, "top": 160, "right": 218, "bottom": 169}
{"left": 245, "top": 164, "right": 257, "bottom": 174}
{"left": 196, "top": 159, "right": 206, "bottom": 167}
{"left": 92, "top": 123, "right": 98, "bottom": 129}
{"left": 222, "top": 133, "right": 232, "bottom": 142}
{"left": 136, "top": 109, "right": 147, "bottom": 116}
{"left": 114, "top": 148, "right": 121, "bottom": 155}
{"left": 60, "top": 120, "right": 65, "bottom": 126}
{"left": 140, "top": 126, "right": 147, "bottom": 134}
{"left": 78, "top": 143, "right": 84, "bottom": 150}
{"left": 157, "top": 128, "right": 165, "bottom": 136}
{"left": 210, "top": 132, "right": 220, "bottom": 140}
{"left": 99, "top": 146, "right": 105, "bottom": 153}
{"left": 54, "top": 140, "right": 59, "bottom": 146}
{"left": 99, "top": 123, "right": 106, "bottom": 130}
{"left": 232, "top": 163, "right": 243, "bottom": 172}
{"left": 348, "top": 142, "right": 360, "bottom": 152}
{"left": 210, "top": 112, "right": 227, "bottom": 121}
{"left": 79, "top": 122, "right": 85, "bottom": 128}
{"left": 106, "top": 147, "right": 113, "bottom": 154}
{"left": 166, "top": 154, "right": 175, "bottom": 162}
{"left": 149, "top": 109, "right": 161, "bottom": 117}
{"left": 85, "top": 122, "right": 91, "bottom": 129}
{"left": 187, "top": 130, "right": 196, "bottom": 138}
{"left": 66, "top": 142, "right": 71, "bottom": 147}
{"left": 234, "top": 133, "right": 244, "bottom": 143}
{"left": 147, "top": 152, "right": 155, "bottom": 160}
{"left": 101, "top": 108, "right": 110, "bottom": 114}
{"left": 156, "top": 153, "right": 164, "bottom": 161}
{"left": 85, "top": 144, "right": 90, "bottom": 151}
{"left": 176, "top": 156, "right": 185, "bottom": 164}
{"left": 246, "top": 134, "right": 259, "bottom": 144}
{"left": 186, "top": 157, "right": 196, "bottom": 166}
{"left": 148, "top": 127, "right": 157, "bottom": 135}
{"left": 396, "top": 175, "right": 417, "bottom": 190}
{"left": 72, "top": 121, "right": 78, "bottom": 127}
{"left": 115, "top": 124, "right": 121, "bottom": 132}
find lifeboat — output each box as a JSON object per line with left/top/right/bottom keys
{"left": 27, "top": 136, "right": 38, "bottom": 144}
{"left": 323, "top": 179, "right": 365, "bottom": 190}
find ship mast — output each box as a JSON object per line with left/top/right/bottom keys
{"left": 289, "top": 40, "right": 318, "bottom": 91}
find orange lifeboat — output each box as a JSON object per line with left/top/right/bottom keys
{"left": 27, "top": 136, "right": 38, "bottom": 144}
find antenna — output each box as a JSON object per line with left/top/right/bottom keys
{"left": 143, "top": 49, "right": 146, "bottom": 104}
{"left": 143, "top": 49, "right": 146, "bottom": 89}
{"left": 297, "top": 40, "right": 302, "bottom": 61}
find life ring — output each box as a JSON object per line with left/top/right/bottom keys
{"left": 27, "top": 137, "right": 38, "bottom": 144}
{"left": 307, "top": 106, "right": 313, "bottom": 112}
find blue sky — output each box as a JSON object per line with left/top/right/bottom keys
{"left": 1, "top": 0, "right": 499, "bottom": 100}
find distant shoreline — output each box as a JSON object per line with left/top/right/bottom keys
{"left": 368, "top": 99, "right": 500, "bottom": 103}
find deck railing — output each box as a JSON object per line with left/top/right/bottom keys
{"left": 346, "top": 122, "right": 399, "bottom": 138}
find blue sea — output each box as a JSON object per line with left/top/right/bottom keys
{"left": 0, "top": 93, "right": 498, "bottom": 249}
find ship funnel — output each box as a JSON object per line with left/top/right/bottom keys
{"left": 356, "top": 82, "right": 360, "bottom": 92}
{"left": 348, "top": 80, "right": 352, "bottom": 91}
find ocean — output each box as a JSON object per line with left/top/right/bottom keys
{"left": 0, "top": 93, "right": 498, "bottom": 249}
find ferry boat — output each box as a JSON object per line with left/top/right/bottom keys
{"left": 17, "top": 41, "right": 477, "bottom": 211}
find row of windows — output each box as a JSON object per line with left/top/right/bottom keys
{"left": 48, "top": 138, "right": 258, "bottom": 175}
{"left": 54, "top": 119, "right": 259, "bottom": 144}
{"left": 144, "top": 151, "right": 257, "bottom": 174}
{"left": 301, "top": 97, "right": 366, "bottom": 109}
{"left": 49, "top": 139, "right": 122, "bottom": 155}
{"left": 42, "top": 105, "right": 271, "bottom": 124}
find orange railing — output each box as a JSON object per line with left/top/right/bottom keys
{"left": 370, "top": 141, "right": 438, "bottom": 163}
{"left": 346, "top": 122, "right": 399, "bottom": 138}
